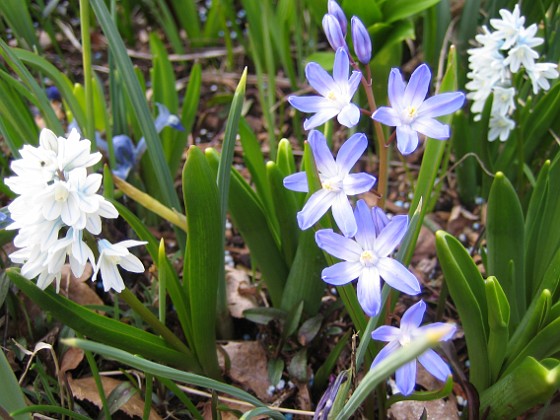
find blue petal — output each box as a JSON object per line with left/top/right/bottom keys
{"left": 332, "top": 47, "right": 350, "bottom": 86}
{"left": 372, "top": 206, "right": 390, "bottom": 235}
{"left": 308, "top": 131, "right": 337, "bottom": 177}
{"left": 396, "top": 361, "right": 417, "bottom": 396}
{"left": 372, "top": 106, "right": 401, "bottom": 127}
{"left": 323, "top": 15, "right": 347, "bottom": 52}
{"left": 303, "top": 109, "right": 340, "bottom": 130}
{"left": 343, "top": 172, "right": 376, "bottom": 195}
{"left": 370, "top": 340, "right": 400, "bottom": 368}
{"left": 371, "top": 325, "right": 400, "bottom": 342}
{"left": 376, "top": 257, "right": 421, "bottom": 295}
{"left": 348, "top": 71, "right": 362, "bottom": 96}
{"left": 289, "top": 95, "right": 331, "bottom": 112}
{"left": 374, "top": 214, "right": 408, "bottom": 256}
{"left": 297, "top": 188, "right": 335, "bottom": 230}
{"left": 336, "top": 133, "right": 367, "bottom": 174}
{"left": 315, "top": 229, "right": 362, "bottom": 260}
{"left": 404, "top": 64, "right": 431, "bottom": 109}
{"left": 412, "top": 117, "right": 450, "bottom": 140}
{"left": 418, "top": 349, "right": 452, "bottom": 382}
{"left": 306, "top": 62, "right": 335, "bottom": 98}
{"left": 396, "top": 125, "right": 419, "bottom": 155}
{"left": 401, "top": 300, "right": 426, "bottom": 330}
{"left": 357, "top": 266, "right": 382, "bottom": 316}
{"left": 417, "top": 92, "right": 465, "bottom": 118}
{"left": 337, "top": 103, "right": 360, "bottom": 128}
{"left": 354, "top": 199, "right": 377, "bottom": 250}
{"left": 283, "top": 171, "right": 309, "bottom": 193}
{"left": 327, "top": 0, "right": 347, "bottom": 35}
{"left": 388, "top": 68, "right": 406, "bottom": 110}
{"left": 331, "top": 192, "right": 357, "bottom": 237}
{"left": 321, "top": 261, "right": 362, "bottom": 285}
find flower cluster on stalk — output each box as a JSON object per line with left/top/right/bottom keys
{"left": 285, "top": 0, "right": 458, "bottom": 396}
{"left": 5, "top": 128, "right": 146, "bottom": 292}
{"left": 466, "top": 5, "right": 559, "bottom": 141}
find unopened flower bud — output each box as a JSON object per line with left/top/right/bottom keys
{"left": 322, "top": 14, "right": 347, "bottom": 52}
{"left": 327, "top": 0, "right": 347, "bottom": 36}
{"left": 351, "top": 16, "right": 372, "bottom": 64}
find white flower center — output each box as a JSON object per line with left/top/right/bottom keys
{"left": 108, "top": 255, "right": 121, "bottom": 265}
{"left": 53, "top": 182, "right": 69, "bottom": 202}
{"left": 399, "top": 333, "right": 412, "bottom": 347}
{"left": 326, "top": 91, "right": 338, "bottom": 101}
{"left": 321, "top": 176, "right": 342, "bottom": 192}
{"left": 360, "top": 250, "right": 379, "bottom": 267}
{"left": 402, "top": 106, "right": 418, "bottom": 124}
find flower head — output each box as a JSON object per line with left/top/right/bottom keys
{"left": 288, "top": 48, "right": 362, "bottom": 130}
{"left": 93, "top": 239, "right": 147, "bottom": 292}
{"left": 314, "top": 200, "right": 421, "bottom": 316}
{"left": 284, "top": 132, "right": 376, "bottom": 237}
{"left": 371, "top": 300, "right": 456, "bottom": 396}
{"left": 327, "top": 0, "right": 347, "bottom": 36}
{"left": 371, "top": 64, "right": 465, "bottom": 155}
{"left": 351, "top": 16, "right": 371, "bottom": 64}
{"left": 323, "top": 14, "right": 347, "bottom": 52}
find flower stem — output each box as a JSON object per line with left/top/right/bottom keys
{"left": 79, "top": 332, "right": 112, "bottom": 419}
{"left": 79, "top": 0, "right": 95, "bottom": 142}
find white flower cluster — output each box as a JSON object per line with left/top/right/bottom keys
{"left": 5, "top": 128, "right": 146, "bottom": 293}
{"left": 466, "top": 5, "right": 558, "bottom": 141}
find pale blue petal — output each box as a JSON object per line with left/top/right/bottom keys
{"left": 418, "top": 349, "right": 452, "bottom": 382}
{"left": 396, "top": 125, "right": 419, "bottom": 155}
{"left": 372, "top": 206, "right": 390, "bottom": 235}
{"left": 337, "top": 103, "right": 360, "bottom": 128}
{"left": 419, "top": 323, "right": 457, "bottom": 341}
{"left": 297, "top": 188, "right": 335, "bottom": 230}
{"left": 283, "top": 171, "right": 309, "bottom": 192}
{"left": 315, "top": 229, "right": 362, "bottom": 260}
{"left": 342, "top": 172, "right": 376, "bottom": 195}
{"left": 323, "top": 15, "right": 347, "bottom": 52}
{"left": 333, "top": 47, "right": 350, "bottom": 85}
{"left": 401, "top": 300, "right": 426, "bottom": 330}
{"left": 370, "top": 340, "right": 400, "bottom": 368}
{"left": 354, "top": 199, "right": 376, "bottom": 250}
{"left": 377, "top": 257, "right": 421, "bottom": 295}
{"left": 331, "top": 192, "right": 357, "bottom": 237}
{"left": 412, "top": 117, "right": 450, "bottom": 140}
{"left": 336, "top": 133, "right": 367, "bottom": 174}
{"left": 371, "top": 325, "right": 400, "bottom": 342}
{"left": 357, "top": 266, "right": 382, "bottom": 317}
{"left": 396, "top": 361, "right": 417, "bottom": 396}
{"left": 308, "top": 131, "right": 337, "bottom": 177}
{"left": 327, "top": 0, "right": 347, "bottom": 35}
{"left": 374, "top": 214, "right": 408, "bottom": 256}
{"left": 288, "top": 95, "right": 331, "bottom": 112}
{"left": 417, "top": 92, "right": 465, "bottom": 118}
{"left": 347, "top": 71, "right": 362, "bottom": 96}
{"left": 303, "top": 109, "right": 340, "bottom": 130}
{"left": 321, "top": 261, "right": 363, "bottom": 285}
{"left": 404, "top": 64, "right": 431, "bottom": 109}
{"left": 388, "top": 68, "right": 406, "bottom": 110}
{"left": 371, "top": 107, "right": 401, "bottom": 127}
{"left": 306, "top": 62, "right": 335, "bottom": 97}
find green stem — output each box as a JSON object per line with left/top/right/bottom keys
{"left": 142, "top": 373, "right": 153, "bottom": 420}
{"left": 120, "top": 288, "right": 191, "bottom": 357}
{"left": 79, "top": 0, "right": 95, "bottom": 141}
{"left": 79, "top": 332, "right": 111, "bottom": 419}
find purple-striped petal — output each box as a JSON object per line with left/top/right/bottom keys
{"left": 331, "top": 192, "right": 357, "bottom": 237}
{"left": 388, "top": 68, "right": 406, "bottom": 110}
{"left": 323, "top": 15, "right": 347, "bottom": 52}
{"left": 283, "top": 171, "right": 309, "bottom": 192}
{"left": 342, "top": 172, "right": 376, "bottom": 195}
{"left": 375, "top": 214, "right": 408, "bottom": 256}
{"left": 327, "top": 0, "right": 347, "bottom": 35}
{"left": 306, "top": 62, "right": 335, "bottom": 97}
{"left": 321, "top": 261, "right": 362, "bottom": 285}
{"left": 297, "top": 188, "right": 335, "bottom": 230}
{"left": 412, "top": 117, "right": 450, "bottom": 140}
{"left": 357, "top": 266, "right": 382, "bottom": 316}
{"left": 372, "top": 106, "right": 401, "bottom": 127}
{"left": 417, "top": 92, "right": 465, "bottom": 118}
{"left": 404, "top": 64, "right": 431, "bottom": 109}
{"left": 396, "top": 125, "right": 419, "bottom": 155}
{"left": 354, "top": 199, "right": 377, "bottom": 250}
{"left": 337, "top": 103, "right": 360, "bottom": 128}
{"left": 315, "top": 229, "right": 362, "bottom": 260}
{"left": 308, "top": 131, "right": 337, "bottom": 177}
{"left": 371, "top": 325, "right": 401, "bottom": 342}
{"left": 336, "top": 133, "right": 367, "bottom": 174}
{"left": 401, "top": 300, "right": 426, "bottom": 330}
{"left": 418, "top": 349, "right": 452, "bottom": 382}
{"left": 333, "top": 47, "right": 350, "bottom": 85}
{"left": 396, "top": 361, "right": 417, "bottom": 396}
{"left": 377, "top": 257, "right": 421, "bottom": 295}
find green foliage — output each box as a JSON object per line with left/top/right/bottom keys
{"left": 0, "top": 349, "right": 29, "bottom": 419}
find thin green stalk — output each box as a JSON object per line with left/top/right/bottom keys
{"left": 142, "top": 373, "right": 153, "bottom": 420}
{"left": 79, "top": 0, "right": 95, "bottom": 141}
{"left": 79, "top": 333, "right": 111, "bottom": 419}
{"left": 119, "top": 288, "right": 191, "bottom": 357}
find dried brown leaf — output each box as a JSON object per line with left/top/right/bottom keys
{"left": 225, "top": 268, "right": 258, "bottom": 318}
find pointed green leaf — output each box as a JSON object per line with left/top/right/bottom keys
{"left": 484, "top": 276, "right": 510, "bottom": 382}
{"left": 0, "top": 349, "right": 29, "bottom": 419}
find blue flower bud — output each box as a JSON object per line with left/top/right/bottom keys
{"left": 327, "top": 0, "right": 347, "bottom": 36}
{"left": 351, "top": 16, "right": 372, "bottom": 64}
{"left": 322, "top": 14, "right": 347, "bottom": 52}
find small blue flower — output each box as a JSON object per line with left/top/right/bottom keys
{"left": 371, "top": 300, "right": 456, "bottom": 396}
{"left": 351, "top": 16, "right": 372, "bottom": 64}
{"left": 288, "top": 48, "right": 362, "bottom": 130}
{"left": 283, "top": 131, "right": 375, "bottom": 237}
{"left": 327, "top": 0, "right": 347, "bottom": 36}
{"left": 371, "top": 64, "right": 465, "bottom": 155}
{"left": 323, "top": 14, "right": 347, "bottom": 52}
{"left": 314, "top": 200, "right": 421, "bottom": 316}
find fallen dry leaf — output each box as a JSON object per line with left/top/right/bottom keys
{"left": 59, "top": 348, "right": 84, "bottom": 379}
{"left": 59, "top": 264, "right": 104, "bottom": 308}
{"left": 225, "top": 268, "right": 258, "bottom": 318}
{"left": 68, "top": 376, "right": 162, "bottom": 419}
{"left": 217, "top": 341, "right": 271, "bottom": 402}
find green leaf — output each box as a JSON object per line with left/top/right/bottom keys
{"left": 7, "top": 269, "right": 198, "bottom": 371}
{"left": 523, "top": 82, "right": 560, "bottom": 159}
{"left": 182, "top": 146, "right": 222, "bottom": 379}
{"left": 0, "top": 349, "right": 29, "bottom": 419}
{"left": 283, "top": 301, "right": 304, "bottom": 339}
{"left": 484, "top": 276, "right": 510, "bottom": 382}
{"left": 381, "top": 0, "right": 441, "bottom": 23}
{"left": 242, "top": 307, "right": 287, "bottom": 325}
{"left": 436, "top": 231, "right": 491, "bottom": 391}
{"left": 0, "top": 0, "right": 40, "bottom": 50}
{"left": 486, "top": 172, "right": 526, "bottom": 326}
{"left": 480, "top": 357, "right": 560, "bottom": 419}
{"left": 341, "top": 0, "right": 382, "bottom": 24}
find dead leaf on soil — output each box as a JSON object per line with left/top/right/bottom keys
{"left": 217, "top": 341, "right": 271, "bottom": 402}
{"left": 59, "top": 264, "right": 104, "bottom": 308}
{"left": 200, "top": 400, "right": 267, "bottom": 420}
{"left": 225, "top": 268, "right": 258, "bottom": 318}
{"left": 59, "top": 347, "right": 84, "bottom": 379}
{"left": 68, "top": 376, "right": 162, "bottom": 419}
